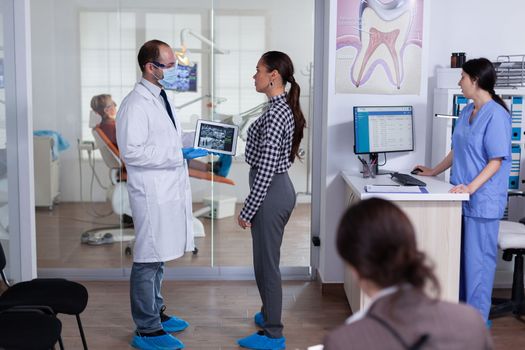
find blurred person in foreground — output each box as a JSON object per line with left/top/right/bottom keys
{"left": 322, "top": 198, "right": 492, "bottom": 350}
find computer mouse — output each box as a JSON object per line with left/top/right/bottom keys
{"left": 411, "top": 167, "right": 423, "bottom": 175}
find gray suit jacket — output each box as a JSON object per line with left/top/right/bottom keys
{"left": 324, "top": 288, "right": 492, "bottom": 350}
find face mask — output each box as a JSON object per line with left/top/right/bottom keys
{"left": 157, "top": 65, "right": 180, "bottom": 90}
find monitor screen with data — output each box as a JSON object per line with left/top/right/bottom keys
{"left": 353, "top": 106, "right": 414, "bottom": 154}
{"left": 173, "top": 64, "right": 197, "bottom": 92}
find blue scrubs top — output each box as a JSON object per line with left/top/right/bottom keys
{"left": 450, "top": 100, "right": 511, "bottom": 219}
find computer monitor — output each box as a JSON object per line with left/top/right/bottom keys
{"left": 353, "top": 106, "right": 414, "bottom": 173}
{"left": 173, "top": 64, "right": 198, "bottom": 92}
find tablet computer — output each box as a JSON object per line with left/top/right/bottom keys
{"left": 193, "top": 119, "right": 239, "bottom": 156}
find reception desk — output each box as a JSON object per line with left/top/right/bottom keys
{"left": 341, "top": 172, "right": 469, "bottom": 313}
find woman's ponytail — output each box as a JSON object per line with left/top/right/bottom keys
{"left": 491, "top": 92, "right": 510, "bottom": 113}
{"left": 261, "top": 51, "right": 307, "bottom": 163}
{"left": 287, "top": 78, "right": 306, "bottom": 163}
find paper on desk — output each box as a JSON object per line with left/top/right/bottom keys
{"left": 365, "top": 185, "right": 426, "bottom": 193}
{"left": 307, "top": 345, "right": 324, "bottom": 350}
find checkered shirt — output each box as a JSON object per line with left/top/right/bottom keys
{"left": 240, "top": 93, "right": 295, "bottom": 221}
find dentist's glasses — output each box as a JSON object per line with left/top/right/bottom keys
{"left": 150, "top": 61, "right": 176, "bottom": 69}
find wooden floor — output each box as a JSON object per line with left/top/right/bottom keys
{"left": 58, "top": 280, "right": 350, "bottom": 349}
{"left": 35, "top": 202, "right": 310, "bottom": 268}
{"left": 490, "top": 289, "right": 525, "bottom": 349}
{"left": 55, "top": 282, "right": 525, "bottom": 349}
{"left": 33, "top": 203, "right": 525, "bottom": 348}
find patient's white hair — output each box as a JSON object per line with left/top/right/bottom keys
{"left": 90, "top": 94, "right": 113, "bottom": 118}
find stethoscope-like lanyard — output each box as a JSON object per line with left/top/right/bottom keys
{"left": 367, "top": 309, "right": 430, "bottom": 350}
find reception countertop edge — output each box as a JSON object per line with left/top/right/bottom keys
{"left": 341, "top": 171, "right": 469, "bottom": 202}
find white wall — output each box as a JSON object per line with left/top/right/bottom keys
{"left": 319, "top": 0, "right": 525, "bottom": 283}
{"left": 30, "top": 0, "right": 314, "bottom": 203}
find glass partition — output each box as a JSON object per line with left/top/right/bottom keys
{"left": 32, "top": 0, "right": 314, "bottom": 277}
{"left": 0, "top": 2, "right": 9, "bottom": 278}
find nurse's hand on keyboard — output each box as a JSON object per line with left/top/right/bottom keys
{"left": 411, "top": 165, "right": 434, "bottom": 176}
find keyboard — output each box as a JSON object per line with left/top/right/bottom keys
{"left": 390, "top": 172, "right": 427, "bottom": 187}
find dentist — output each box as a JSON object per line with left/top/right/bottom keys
{"left": 117, "top": 39, "right": 206, "bottom": 350}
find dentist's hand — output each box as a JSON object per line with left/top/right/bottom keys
{"left": 182, "top": 147, "right": 209, "bottom": 160}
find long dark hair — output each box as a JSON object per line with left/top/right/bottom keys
{"left": 261, "top": 51, "right": 306, "bottom": 163}
{"left": 337, "top": 198, "right": 440, "bottom": 294}
{"left": 462, "top": 57, "right": 509, "bottom": 113}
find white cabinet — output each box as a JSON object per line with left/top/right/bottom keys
{"left": 33, "top": 136, "right": 60, "bottom": 209}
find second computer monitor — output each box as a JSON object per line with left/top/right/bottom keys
{"left": 353, "top": 106, "right": 414, "bottom": 155}
{"left": 173, "top": 64, "right": 198, "bottom": 92}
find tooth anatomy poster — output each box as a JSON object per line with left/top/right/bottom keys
{"left": 336, "top": 0, "right": 424, "bottom": 94}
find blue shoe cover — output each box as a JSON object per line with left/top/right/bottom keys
{"left": 254, "top": 312, "right": 265, "bottom": 328}
{"left": 217, "top": 154, "right": 232, "bottom": 177}
{"left": 131, "top": 333, "right": 184, "bottom": 350}
{"left": 237, "top": 331, "right": 286, "bottom": 350}
{"left": 162, "top": 316, "right": 190, "bottom": 333}
{"left": 486, "top": 319, "right": 492, "bottom": 329}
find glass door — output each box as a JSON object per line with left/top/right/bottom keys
{"left": 32, "top": 0, "right": 315, "bottom": 279}
{"left": 208, "top": 0, "right": 315, "bottom": 273}
{"left": 32, "top": 0, "right": 142, "bottom": 274}
{"left": 1, "top": 0, "right": 35, "bottom": 283}
{"left": 0, "top": 1, "right": 10, "bottom": 279}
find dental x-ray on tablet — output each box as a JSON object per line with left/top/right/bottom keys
{"left": 193, "top": 120, "right": 238, "bottom": 156}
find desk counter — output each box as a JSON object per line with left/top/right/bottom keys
{"left": 341, "top": 171, "right": 469, "bottom": 313}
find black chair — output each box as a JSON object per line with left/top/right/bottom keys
{"left": 0, "top": 242, "right": 89, "bottom": 349}
{"left": 490, "top": 191, "right": 525, "bottom": 318}
{"left": 0, "top": 307, "right": 62, "bottom": 350}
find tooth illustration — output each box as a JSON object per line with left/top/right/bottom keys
{"left": 352, "top": 0, "right": 412, "bottom": 89}
{"left": 359, "top": 0, "right": 411, "bottom": 25}
{"left": 354, "top": 27, "right": 401, "bottom": 88}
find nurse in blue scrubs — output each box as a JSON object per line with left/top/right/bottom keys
{"left": 414, "top": 58, "right": 511, "bottom": 322}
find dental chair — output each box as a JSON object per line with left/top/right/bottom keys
{"left": 88, "top": 123, "right": 235, "bottom": 255}
{"left": 82, "top": 125, "right": 134, "bottom": 252}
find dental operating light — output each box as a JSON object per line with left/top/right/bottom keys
{"left": 176, "top": 28, "right": 230, "bottom": 66}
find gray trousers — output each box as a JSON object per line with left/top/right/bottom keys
{"left": 249, "top": 168, "right": 296, "bottom": 339}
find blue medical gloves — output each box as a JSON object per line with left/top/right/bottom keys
{"left": 182, "top": 147, "right": 208, "bottom": 160}
{"left": 212, "top": 154, "right": 232, "bottom": 177}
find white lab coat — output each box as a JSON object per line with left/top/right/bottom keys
{"left": 116, "top": 80, "right": 194, "bottom": 263}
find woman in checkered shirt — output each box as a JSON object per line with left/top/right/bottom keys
{"left": 237, "top": 51, "right": 306, "bottom": 350}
